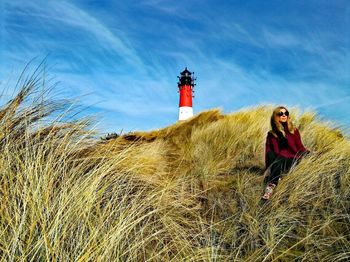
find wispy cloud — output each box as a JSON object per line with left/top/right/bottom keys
{"left": 4, "top": 1, "right": 146, "bottom": 70}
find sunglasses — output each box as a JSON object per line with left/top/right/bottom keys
{"left": 277, "top": 111, "right": 289, "bottom": 117}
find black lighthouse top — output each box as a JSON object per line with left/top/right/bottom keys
{"left": 178, "top": 67, "right": 195, "bottom": 87}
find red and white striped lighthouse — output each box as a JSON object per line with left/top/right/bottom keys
{"left": 178, "top": 68, "right": 195, "bottom": 121}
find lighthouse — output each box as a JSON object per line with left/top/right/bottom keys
{"left": 178, "top": 68, "right": 195, "bottom": 121}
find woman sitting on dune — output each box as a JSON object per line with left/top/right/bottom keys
{"left": 262, "top": 106, "right": 310, "bottom": 200}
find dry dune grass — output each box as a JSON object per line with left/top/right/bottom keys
{"left": 0, "top": 69, "right": 349, "bottom": 261}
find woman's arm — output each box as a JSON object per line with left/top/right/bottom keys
{"left": 265, "top": 133, "right": 279, "bottom": 168}
{"left": 294, "top": 128, "right": 309, "bottom": 153}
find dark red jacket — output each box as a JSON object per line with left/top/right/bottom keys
{"left": 265, "top": 128, "right": 308, "bottom": 168}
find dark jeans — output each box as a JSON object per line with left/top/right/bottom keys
{"left": 266, "top": 156, "right": 301, "bottom": 185}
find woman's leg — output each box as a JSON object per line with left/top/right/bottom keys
{"left": 267, "top": 157, "right": 296, "bottom": 185}
{"left": 263, "top": 157, "right": 301, "bottom": 199}
{"left": 267, "top": 158, "right": 285, "bottom": 185}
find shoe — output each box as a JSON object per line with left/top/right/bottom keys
{"left": 262, "top": 183, "right": 276, "bottom": 200}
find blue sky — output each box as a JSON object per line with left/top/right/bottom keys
{"left": 0, "top": 0, "right": 349, "bottom": 134}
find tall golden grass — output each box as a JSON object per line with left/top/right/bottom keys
{"left": 1, "top": 68, "right": 349, "bottom": 261}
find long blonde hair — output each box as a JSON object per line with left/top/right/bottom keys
{"left": 269, "top": 106, "right": 295, "bottom": 138}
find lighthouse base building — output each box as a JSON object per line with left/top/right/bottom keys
{"left": 179, "top": 106, "right": 193, "bottom": 121}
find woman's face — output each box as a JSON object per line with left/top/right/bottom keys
{"left": 276, "top": 108, "right": 289, "bottom": 123}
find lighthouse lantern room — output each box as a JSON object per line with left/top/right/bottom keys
{"left": 178, "top": 67, "right": 195, "bottom": 121}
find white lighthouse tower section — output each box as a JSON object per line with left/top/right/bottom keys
{"left": 178, "top": 106, "right": 193, "bottom": 121}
